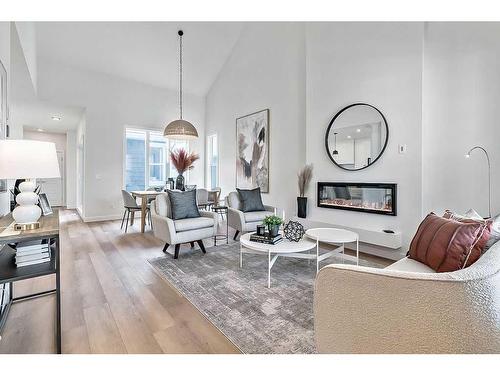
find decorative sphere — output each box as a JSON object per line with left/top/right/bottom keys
{"left": 283, "top": 220, "right": 305, "bottom": 242}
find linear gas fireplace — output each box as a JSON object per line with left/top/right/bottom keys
{"left": 317, "top": 182, "right": 397, "bottom": 216}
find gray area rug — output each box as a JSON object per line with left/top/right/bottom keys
{"left": 148, "top": 242, "right": 381, "bottom": 354}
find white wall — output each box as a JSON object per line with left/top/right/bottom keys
{"left": 422, "top": 22, "right": 500, "bottom": 218}
{"left": 23, "top": 129, "right": 67, "bottom": 151}
{"left": 206, "top": 23, "right": 306, "bottom": 215}
{"left": 76, "top": 113, "right": 86, "bottom": 216}
{"left": 14, "top": 22, "right": 37, "bottom": 94}
{"left": 306, "top": 23, "right": 424, "bottom": 249}
{"left": 0, "top": 22, "right": 10, "bottom": 216}
{"left": 37, "top": 60, "right": 205, "bottom": 221}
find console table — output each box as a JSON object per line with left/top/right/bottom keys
{"left": 0, "top": 210, "right": 61, "bottom": 353}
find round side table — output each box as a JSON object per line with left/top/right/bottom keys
{"left": 212, "top": 205, "right": 228, "bottom": 245}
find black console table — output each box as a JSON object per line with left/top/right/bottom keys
{"left": 0, "top": 210, "right": 61, "bottom": 353}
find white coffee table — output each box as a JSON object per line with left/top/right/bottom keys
{"left": 239, "top": 233, "right": 320, "bottom": 288}
{"left": 305, "top": 228, "right": 359, "bottom": 270}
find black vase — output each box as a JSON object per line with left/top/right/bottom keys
{"left": 297, "top": 197, "right": 307, "bottom": 218}
{"left": 175, "top": 174, "right": 185, "bottom": 191}
{"left": 269, "top": 224, "right": 280, "bottom": 237}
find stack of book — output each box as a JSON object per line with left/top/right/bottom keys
{"left": 15, "top": 240, "right": 51, "bottom": 267}
{"left": 249, "top": 232, "right": 283, "bottom": 245}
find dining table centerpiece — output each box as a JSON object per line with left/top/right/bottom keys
{"left": 169, "top": 148, "right": 199, "bottom": 191}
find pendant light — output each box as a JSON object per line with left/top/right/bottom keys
{"left": 332, "top": 132, "right": 339, "bottom": 155}
{"left": 163, "top": 30, "right": 199, "bottom": 140}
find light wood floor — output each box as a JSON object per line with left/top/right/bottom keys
{"left": 0, "top": 209, "right": 392, "bottom": 354}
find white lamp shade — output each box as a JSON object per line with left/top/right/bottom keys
{"left": 0, "top": 140, "right": 61, "bottom": 179}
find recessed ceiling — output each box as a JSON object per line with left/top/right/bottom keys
{"left": 13, "top": 100, "right": 84, "bottom": 133}
{"left": 35, "top": 22, "right": 245, "bottom": 96}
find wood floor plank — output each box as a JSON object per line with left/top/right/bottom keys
{"left": 83, "top": 303, "right": 127, "bottom": 354}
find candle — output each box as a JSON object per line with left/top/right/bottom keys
{"left": 282, "top": 209, "right": 285, "bottom": 221}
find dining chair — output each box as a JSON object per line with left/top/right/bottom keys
{"left": 196, "top": 188, "right": 209, "bottom": 210}
{"left": 121, "top": 190, "right": 151, "bottom": 233}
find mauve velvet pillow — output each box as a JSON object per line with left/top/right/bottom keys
{"left": 408, "top": 213, "right": 488, "bottom": 272}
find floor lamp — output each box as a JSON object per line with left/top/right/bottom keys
{"left": 465, "top": 146, "right": 491, "bottom": 218}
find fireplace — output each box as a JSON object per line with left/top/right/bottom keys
{"left": 317, "top": 182, "right": 397, "bottom": 216}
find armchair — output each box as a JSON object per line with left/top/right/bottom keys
{"left": 151, "top": 193, "right": 217, "bottom": 259}
{"left": 314, "top": 241, "right": 500, "bottom": 353}
{"left": 226, "top": 191, "right": 276, "bottom": 240}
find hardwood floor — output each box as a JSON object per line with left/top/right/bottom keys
{"left": 0, "top": 209, "right": 392, "bottom": 354}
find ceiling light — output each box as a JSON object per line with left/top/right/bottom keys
{"left": 356, "top": 128, "right": 361, "bottom": 132}
{"left": 51, "top": 116, "right": 61, "bottom": 121}
{"left": 37, "top": 128, "right": 44, "bottom": 132}
{"left": 347, "top": 135, "right": 352, "bottom": 139}
{"left": 163, "top": 30, "right": 198, "bottom": 140}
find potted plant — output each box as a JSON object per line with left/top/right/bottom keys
{"left": 169, "top": 148, "right": 200, "bottom": 191}
{"left": 263, "top": 215, "right": 284, "bottom": 237}
{"left": 297, "top": 164, "right": 313, "bottom": 218}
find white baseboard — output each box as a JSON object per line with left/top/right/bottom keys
{"left": 83, "top": 214, "right": 123, "bottom": 222}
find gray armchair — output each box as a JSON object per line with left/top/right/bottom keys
{"left": 151, "top": 193, "right": 217, "bottom": 259}
{"left": 226, "top": 191, "right": 276, "bottom": 240}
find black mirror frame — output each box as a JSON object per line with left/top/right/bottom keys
{"left": 325, "top": 103, "right": 389, "bottom": 171}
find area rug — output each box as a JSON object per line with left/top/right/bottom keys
{"left": 148, "top": 242, "right": 382, "bottom": 354}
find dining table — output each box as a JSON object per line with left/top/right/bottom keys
{"left": 130, "top": 190, "right": 163, "bottom": 233}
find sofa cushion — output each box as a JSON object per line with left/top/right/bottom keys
{"left": 174, "top": 216, "right": 214, "bottom": 232}
{"left": 385, "top": 257, "right": 436, "bottom": 273}
{"left": 167, "top": 189, "right": 200, "bottom": 220}
{"left": 237, "top": 187, "right": 265, "bottom": 212}
{"left": 244, "top": 210, "right": 271, "bottom": 223}
{"left": 155, "top": 193, "right": 172, "bottom": 218}
{"left": 408, "top": 212, "right": 488, "bottom": 272}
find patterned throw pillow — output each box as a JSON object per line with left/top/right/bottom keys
{"left": 167, "top": 189, "right": 201, "bottom": 220}
{"left": 408, "top": 213, "right": 488, "bottom": 272}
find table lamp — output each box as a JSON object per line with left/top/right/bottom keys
{"left": 0, "top": 140, "right": 61, "bottom": 230}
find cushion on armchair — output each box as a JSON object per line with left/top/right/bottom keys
{"left": 167, "top": 189, "right": 201, "bottom": 220}
{"left": 236, "top": 187, "right": 265, "bottom": 212}
{"left": 408, "top": 212, "right": 490, "bottom": 272}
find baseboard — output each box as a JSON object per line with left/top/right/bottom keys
{"left": 83, "top": 214, "right": 123, "bottom": 222}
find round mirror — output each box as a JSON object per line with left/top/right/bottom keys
{"left": 325, "top": 103, "right": 389, "bottom": 171}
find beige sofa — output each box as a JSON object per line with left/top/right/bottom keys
{"left": 151, "top": 193, "right": 217, "bottom": 259}
{"left": 314, "top": 241, "right": 500, "bottom": 353}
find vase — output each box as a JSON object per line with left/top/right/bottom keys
{"left": 269, "top": 224, "right": 279, "bottom": 237}
{"left": 175, "top": 174, "right": 185, "bottom": 191}
{"left": 297, "top": 196, "right": 307, "bottom": 218}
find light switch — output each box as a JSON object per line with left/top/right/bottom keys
{"left": 398, "top": 144, "right": 407, "bottom": 154}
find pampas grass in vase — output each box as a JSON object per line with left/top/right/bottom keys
{"left": 297, "top": 164, "right": 313, "bottom": 218}
{"left": 170, "top": 148, "right": 199, "bottom": 191}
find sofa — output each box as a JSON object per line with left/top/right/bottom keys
{"left": 314, "top": 241, "right": 500, "bottom": 353}
{"left": 151, "top": 193, "right": 218, "bottom": 259}
{"left": 226, "top": 191, "right": 276, "bottom": 240}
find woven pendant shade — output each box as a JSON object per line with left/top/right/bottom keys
{"left": 163, "top": 119, "right": 198, "bottom": 140}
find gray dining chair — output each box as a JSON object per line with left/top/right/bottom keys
{"left": 121, "top": 190, "right": 151, "bottom": 233}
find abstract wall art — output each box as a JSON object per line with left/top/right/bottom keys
{"left": 236, "top": 109, "right": 269, "bottom": 193}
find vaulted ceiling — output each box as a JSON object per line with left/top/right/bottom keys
{"left": 35, "top": 22, "right": 245, "bottom": 96}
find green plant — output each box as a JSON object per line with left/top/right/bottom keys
{"left": 263, "top": 215, "right": 284, "bottom": 227}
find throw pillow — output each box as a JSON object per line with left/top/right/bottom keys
{"left": 236, "top": 187, "right": 265, "bottom": 212}
{"left": 167, "top": 189, "right": 201, "bottom": 220}
{"left": 444, "top": 209, "right": 498, "bottom": 254}
{"left": 408, "top": 212, "right": 487, "bottom": 272}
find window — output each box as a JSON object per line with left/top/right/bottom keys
{"left": 125, "top": 128, "right": 188, "bottom": 191}
{"left": 206, "top": 134, "right": 218, "bottom": 189}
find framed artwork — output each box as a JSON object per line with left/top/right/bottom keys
{"left": 236, "top": 109, "right": 270, "bottom": 193}
{"left": 38, "top": 193, "right": 54, "bottom": 216}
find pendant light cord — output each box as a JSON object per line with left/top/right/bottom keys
{"left": 179, "top": 30, "right": 183, "bottom": 120}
